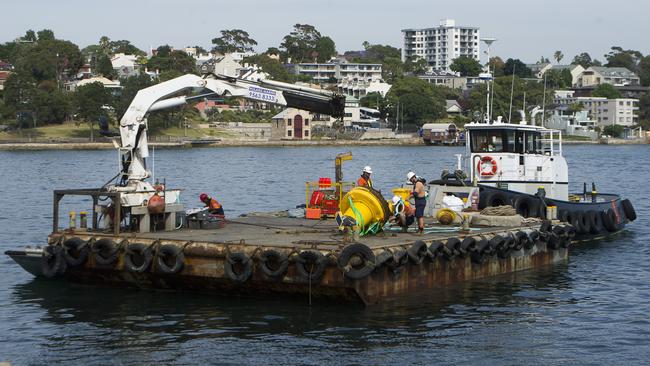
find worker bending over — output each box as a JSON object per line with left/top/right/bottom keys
{"left": 407, "top": 171, "right": 426, "bottom": 234}
{"left": 199, "top": 193, "right": 224, "bottom": 217}
{"left": 357, "top": 166, "right": 373, "bottom": 188}
{"left": 390, "top": 195, "right": 415, "bottom": 232}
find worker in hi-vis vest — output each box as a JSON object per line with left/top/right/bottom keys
{"left": 357, "top": 166, "right": 373, "bottom": 188}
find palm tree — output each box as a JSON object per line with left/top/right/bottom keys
{"left": 553, "top": 50, "right": 564, "bottom": 64}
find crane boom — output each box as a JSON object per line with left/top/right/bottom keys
{"left": 113, "top": 72, "right": 345, "bottom": 199}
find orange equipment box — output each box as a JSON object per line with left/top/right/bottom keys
{"left": 305, "top": 208, "right": 322, "bottom": 220}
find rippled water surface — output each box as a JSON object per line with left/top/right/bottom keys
{"left": 1, "top": 145, "right": 649, "bottom": 365}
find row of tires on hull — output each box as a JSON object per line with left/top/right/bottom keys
{"left": 42, "top": 222, "right": 572, "bottom": 282}
{"left": 340, "top": 221, "right": 574, "bottom": 279}
{"left": 41, "top": 237, "right": 186, "bottom": 278}
{"left": 481, "top": 191, "right": 637, "bottom": 236}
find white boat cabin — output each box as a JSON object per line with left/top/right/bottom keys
{"left": 465, "top": 119, "right": 569, "bottom": 201}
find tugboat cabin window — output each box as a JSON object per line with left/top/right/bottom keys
{"left": 471, "top": 129, "right": 541, "bottom": 154}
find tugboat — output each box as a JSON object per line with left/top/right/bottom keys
{"left": 427, "top": 108, "right": 636, "bottom": 239}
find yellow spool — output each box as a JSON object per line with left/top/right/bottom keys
{"left": 437, "top": 208, "right": 456, "bottom": 225}
{"left": 392, "top": 188, "right": 411, "bottom": 202}
{"left": 339, "top": 187, "right": 389, "bottom": 227}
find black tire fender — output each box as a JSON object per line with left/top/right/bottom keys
{"left": 156, "top": 244, "right": 185, "bottom": 274}
{"left": 587, "top": 211, "right": 604, "bottom": 234}
{"left": 124, "top": 242, "right": 153, "bottom": 273}
{"left": 445, "top": 237, "right": 463, "bottom": 258}
{"left": 385, "top": 249, "right": 408, "bottom": 273}
{"left": 407, "top": 240, "right": 429, "bottom": 264}
{"left": 461, "top": 237, "right": 479, "bottom": 253}
{"left": 62, "top": 237, "right": 89, "bottom": 267}
{"left": 513, "top": 195, "right": 540, "bottom": 218}
{"left": 567, "top": 212, "right": 583, "bottom": 234}
{"left": 428, "top": 241, "right": 444, "bottom": 259}
{"left": 483, "top": 191, "right": 509, "bottom": 208}
{"left": 621, "top": 199, "right": 636, "bottom": 221}
{"left": 41, "top": 245, "right": 66, "bottom": 278}
{"left": 578, "top": 212, "right": 591, "bottom": 235}
{"left": 258, "top": 249, "right": 289, "bottom": 279}
{"left": 225, "top": 251, "right": 253, "bottom": 282}
{"left": 295, "top": 250, "right": 326, "bottom": 281}
{"left": 601, "top": 209, "right": 617, "bottom": 232}
{"left": 92, "top": 238, "right": 119, "bottom": 265}
{"left": 338, "top": 243, "right": 376, "bottom": 280}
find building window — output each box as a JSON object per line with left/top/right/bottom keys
{"left": 287, "top": 130, "right": 292, "bottom": 137}
{"left": 304, "top": 130, "right": 309, "bottom": 137}
{"left": 287, "top": 118, "right": 292, "bottom": 126}
{"left": 304, "top": 119, "right": 309, "bottom": 126}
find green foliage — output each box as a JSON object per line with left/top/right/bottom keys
{"left": 568, "top": 102, "right": 584, "bottom": 114}
{"left": 147, "top": 45, "right": 196, "bottom": 74}
{"left": 489, "top": 57, "right": 505, "bottom": 77}
{"left": 281, "top": 24, "right": 336, "bottom": 63}
{"left": 638, "top": 56, "right": 650, "bottom": 87}
{"left": 386, "top": 77, "right": 446, "bottom": 129}
{"left": 96, "top": 54, "right": 116, "bottom": 79}
{"left": 359, "top": 92, "right": 389, "bottom": 119}
{"left": 637, "top": 92, "right": 650, "bottom": 125}
{"left": 503, "top": 58, "right": 532, "bottom": 78}
{"left": 404, "top": 57, "right": 429, "bottom": 75}
{"left": 243, "top": 54, "right": 293, "bottom": 82}
{"left": 3, "top": 72, "right": 37, "bottom": 116}
{"left": 450, "top": 55, "right": 482, "bottom": 77}
{"left": 109, "top": 40, "right": 146, "bottom": 56}
{"left": 211, "top": 29, "right": 257, "bottom": 53}
{"left": 572, "top": 52, "right": 599, "bottom": 68}
{"left": 592, "top": 83, "right": 622, "bottom": 99}
{"left": 14, "top": 38, "right": 82, "bottom": 82}
{"left": 545, "top": 69, "right": 573, "bottom": 88}
{"left": 605, "top": 46, "right": 642, "bottom": 71}
{"left": 73, "top": 82, "right": 112, "bottom": 122}
{"left": 553, "top": 50, "right": 564, "bottom": 64}
{"left": 603, "top": 124, "right": 624, "bottom": 137}
{"left": 23, "top": 30, "right": 37, "bottom": 42}
{"left": 37, "top": 29, "right": 55, "bottom": 42}
{"left": 32, "top": 87, "right": 71, "bottom": 124}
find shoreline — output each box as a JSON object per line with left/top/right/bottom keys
{"left": 0, "top": 138, "right": 645, "bottom": 151}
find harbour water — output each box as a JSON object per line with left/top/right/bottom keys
{"left": 0, "top": 145, "right": 649, "bottom": 365}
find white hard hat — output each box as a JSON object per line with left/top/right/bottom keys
{"left": 363, "top": 166, "right": 373, "bottom": 174}
{"left": 407, "top": 171, "right": 416, "bottom": 180}
{"left": 392, "top": 195, "right": 401, "bottom": 205}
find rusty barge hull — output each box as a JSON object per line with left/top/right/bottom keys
{"left": 18, "top": 216, "right": 572, "bottom": 306}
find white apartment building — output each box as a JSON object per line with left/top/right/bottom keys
{"left": 554, "top": 91, "right": 639, "bottom": 126}
{"left": 402, "top": 19, "right": 480, "bottom": 73}
{"left": 293, "top": 62, "right": 384, "bottom": 97}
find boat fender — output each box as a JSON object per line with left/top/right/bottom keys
{"left": 124, "top": 242, "right": 153, "bottom": 273}
{"left": 578, "top": 212, "right": 592, "bottom": 235}
{"left": 513, "top": 195, "right": 540, "bottom": 218}
{"left": 258, "top": 249, "right": 289, "bottom": 279}
{"left": 587, "top": 211, "right": 604, "bottom": 234}
{"left": 461, "top": 237, "right": 478, "bottom": 253}
{"left": 446, "top": 237, "right": 463, "bottom": 258}
{"left": 338, "top": 243, "right": 376, "bottom": 279}
{"left": 41, "top": 245, "right": 66, "bottom": 278}
{"left": 564, "top": 225, "right": 577, "bottom": 239}
{"left": 374, "top": 250, "right": 394, "bottom": 269}
{"left": 427, "top": 241, "right": 444, "bottom": 259}
{"left": 558, "top": 209, "right": 569, "bottom": 223}
{"left": 92, "top": 238, "right": 119, "bottom": 265}
{"left": 601, "top": 209, "right": 618, "bottom": 232}
{"left": 295, "top": 250, "right": 326, "bottom": 281}
{"left": 482, "top": 191, "right": 509, "bottom": 208}
{"left": 407, "top": 240, "right": 429, "bottom": 264}
{"left": 470, "top": 238, "right": 491, "bottom": 264}
{"left": 156, "top": 244, "right": 185, "bottom": 274}
{"left": 225, "top": 251, "right": 253, "bottom": 282}
{"left": 566, "top": 212, "right": 583, "bottom": 234}
{"left": 540, "top": 220, "right": 552, "bottom": 233}
{"left": 385, "top": 249, "right": 408, "bottom": 273}
{"left": 552, "top": 224, "right": 566, "bottom": 237}
{"left": 546, "top": 232, "right": 561, "bottom": 250}
{"left": 513, "top": 231, "right": 529, "bottom": 250}
{"left": 488, "top": 235, "right": 505, "bottom": 252}
{"left": 497, "top": 234, "right": 514, "bottom": 258}
{"left": 621, "top": 199, "right": 636, "bottom": 221}
{"left": 523, "top": 229, "right": 539, "bottom": 249}
{"left": 62, "top": 237, "right": 90, "bottom": 267}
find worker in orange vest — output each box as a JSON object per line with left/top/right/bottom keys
{"left": 199, "top": 193, "right": 224, "bottom": 216}
{"left": 357, "top": 166, "right": 373, "bottom": 188}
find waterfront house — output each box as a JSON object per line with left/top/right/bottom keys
{"left": 577, "top": 66, "right": 640, "bottom": 87}
{"left": 271, "top": 108, "right": 312, "bottom": 140}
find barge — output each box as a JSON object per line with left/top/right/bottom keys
{"left": 4, "top": 69, "right": 581, "bottom": 306}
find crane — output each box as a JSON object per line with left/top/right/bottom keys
{"left": 108, "top": 70, "right": 346, "bottom": 207}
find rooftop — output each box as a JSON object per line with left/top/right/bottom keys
{"left": 588, "top": 66, "right": 638, "bottom": 78}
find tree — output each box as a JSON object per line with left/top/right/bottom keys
{"left": 115, "top": 73, "right": 155, "bottom": 120}
{"left": 37, "top": 29, "right": 55, "bottom": 42}
{"left": 360, "top": 92, "right": 389, "bottom": 119}
{"left": 14, "top": 38, "right": 83, "bottom": 81}
{"left": 96, "top": 54, "right": 116, "bottom": 79}
{"left": 503, "top": 58, "right": 532, "bottom": 78}
{"left": 386, "top": 77, "right": 446, "bottom": 129}
{"left": 553, "top": 50, "right": 564, "bottom": 64}
{"left": 488, "top": 57, "right": 505, "bottom": 77}
{"left": 314, "top": 36, "right": 336, "bottom": 62}
{"left": 147, "top": 45, "right": 196, "bottom": 74}
{"left": 638, "top": 92, "right": 650, "bottom": 128}
{"left": 605, "top": 46, "right": 642, "bottom": 71}
{"left": 592, "top": 83, "right": 622, "bottom": 99}
{"left": 638, "top": 56, "right": 650, "bottom": 86}
{"left": 450, "top": 55, "right": 482, "bottom": 76}
{"left": 243, "top": 54, "right": 293, "bottom": 82}
{"left": 3, "top": 72, "right": 37, "bottom": 120}
{"left": 73, "top": 82, "right": 112, "bottom": 141}
{"left": 280, "top": 24, "right": 324, "bottom": 63}
{"left": 22, "top": 30, "right": 37, "bottom": 42}
{"left": 109, "top": 40, "right": 146, "bottom": 56}
{"left": 545, "top": 68, "right": 573, "bottom": 88}
{"left": 211, "top": 29, "right": 257, "bottom": 54}
{"left": 572, "top": 52, "right": 594, "bottom": 68}
{"left": 404, "top": 57, "right": 428, "bottom": 75}
{"left": 603, "top": 124, "right": 624, "bottom": 137}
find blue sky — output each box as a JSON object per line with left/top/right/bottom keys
{"left": 2, "top": 0, "right": 649, "bottom": 63}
